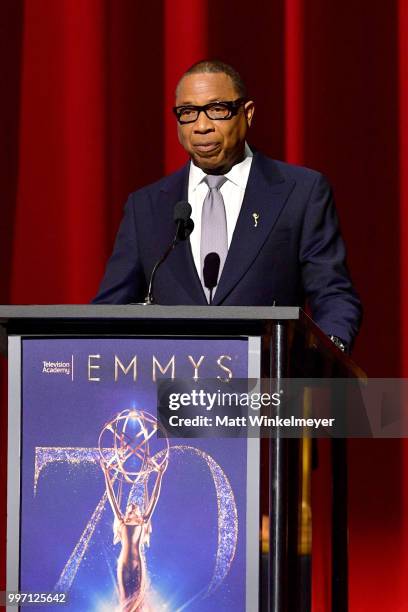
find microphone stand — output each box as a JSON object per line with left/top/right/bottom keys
{"left": 144, "top": 221, "right": 183, "bottom": 305}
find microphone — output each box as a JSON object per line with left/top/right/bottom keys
{"left": 203, "top": 252, "right": 220, "bottom": 304}
{"left": 174, "top": 201, "right": 194, "bottom": 241}
{"left": 144, "top": 201, "right": 194, "bottom": 304}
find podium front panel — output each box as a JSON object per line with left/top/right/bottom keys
{"left": 7, "top": 334, "right": 261, "bottom": 612}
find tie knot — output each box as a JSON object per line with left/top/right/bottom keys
{"left": 205, "top": 174, "right": 227, "bottom": 190}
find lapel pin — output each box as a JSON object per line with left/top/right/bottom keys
{"left": 252, "top": 213, "right": 259, "bottom": 228}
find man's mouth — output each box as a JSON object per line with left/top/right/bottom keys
{"left": 193, "top": 142, "right": 220, "bottom": 154}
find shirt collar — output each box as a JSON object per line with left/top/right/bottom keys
{"left": 188, "top": 142, "right": 253, "bottom": 192}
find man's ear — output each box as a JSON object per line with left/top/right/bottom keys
{"left": 244, "top": 100, "right": 255, "bottom": 127}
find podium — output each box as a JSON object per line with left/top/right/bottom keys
{"left": 0, "top": 305, "right": 363, "bottom": 612}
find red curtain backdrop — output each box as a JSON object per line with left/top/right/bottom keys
{"left": 0, "top": 1, "right": 407, "bottom": 610}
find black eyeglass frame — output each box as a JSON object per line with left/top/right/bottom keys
{"left": 173, "top": 97, "right": 247, "bottom": 124}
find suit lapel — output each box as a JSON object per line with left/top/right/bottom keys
{"left": 153, "top": 165, "right": 207, "bottom": 304}
{"left": 213, "top": 152, "right": 295, "bottom": 304}
{"left": 153, "top": 153, "right": 295, "bottom": 305}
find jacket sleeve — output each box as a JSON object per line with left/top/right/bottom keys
{"left": 299, "top": 173, "right": 362, "bottom": 346}
{"left": 92, "top": 193, "right": 147, "bottom": 304}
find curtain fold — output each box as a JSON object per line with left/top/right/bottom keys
{"left": 11, "top": 0, "right": 109, "bottom": 303}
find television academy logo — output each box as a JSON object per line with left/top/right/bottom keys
{"left": 42, "top": 357, "right": 73, "bottom": 379}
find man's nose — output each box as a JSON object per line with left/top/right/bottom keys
{"left": 193, "top": 110, "right": 215, "bottom": 133}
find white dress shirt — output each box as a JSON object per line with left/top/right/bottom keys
{"left": 188, "top": 143, "right": 253, "bottom": 276}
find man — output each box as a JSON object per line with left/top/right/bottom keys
{"left": 94, "top": 60, "right": 361, "bottom": 350}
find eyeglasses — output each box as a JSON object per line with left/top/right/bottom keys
{"left": 173, "top": 98, "right": 246, "bottom": 124}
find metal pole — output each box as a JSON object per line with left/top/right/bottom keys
{"left": 267, "top": 322, "right": 288, "bottom": 612}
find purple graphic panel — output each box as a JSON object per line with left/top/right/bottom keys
{"left": 20, "top": 338, "right": 250, "bottom": 611}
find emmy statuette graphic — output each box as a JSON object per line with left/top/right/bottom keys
{"left": 99, "top": 409, "right": 169, "bottom": 612}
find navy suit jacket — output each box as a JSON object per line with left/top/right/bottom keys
{"left": 93, "top": 151, "right": 362, "bottom": 346}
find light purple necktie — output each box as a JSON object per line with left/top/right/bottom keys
{"left": 200, "top": 174, "right": 228, "bottom": 301}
